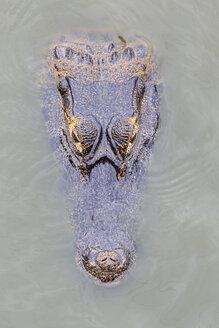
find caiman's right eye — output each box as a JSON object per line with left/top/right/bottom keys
{"left": 111, "top": 116, "right": 139, "bottom": 158}
{"left": 66, "top": 116, "right": 98, "bottom": 157}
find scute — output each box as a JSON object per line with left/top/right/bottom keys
{"left": 48, "top": 33, "right": 154, "bottom": 84}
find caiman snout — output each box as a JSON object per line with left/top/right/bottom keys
{"left": 95, "top": 250, "right": 121, "bottom": 270}
{"left": 81, "top": 246, "right": 130, "bottom": 284}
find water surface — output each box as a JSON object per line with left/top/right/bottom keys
{"left": 0, "top": 1, "right": 219, "bottom": 327}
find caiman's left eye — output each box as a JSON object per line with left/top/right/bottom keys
{"left": 111, "top": 117, "right": 139, "bottom": 158}
{"left": 67, "top": 116, "right": 98, "bottom": 157}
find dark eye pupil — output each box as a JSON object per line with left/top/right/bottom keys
{"left": 72, "top": 132, "right": 79, "bottom": 143}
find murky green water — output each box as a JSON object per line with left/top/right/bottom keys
{"left": 0, "top": 1, "right": 219, "bottom": 327}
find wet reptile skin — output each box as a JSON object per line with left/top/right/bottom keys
{"left": 42, "top": 32, "right": 162, "bottom": 286}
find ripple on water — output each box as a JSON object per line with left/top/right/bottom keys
{"left": 146, "top": 144, "right": 215, "bottom": 205}
{"left": 0, "top": 1, "right": 47, "bottom": 98}
{"left": 0, "top": 1, "right": 218, "bottom": 327}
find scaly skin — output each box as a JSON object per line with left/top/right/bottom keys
{"left": 42, "top": 32, "right": 162, "bottom": 286}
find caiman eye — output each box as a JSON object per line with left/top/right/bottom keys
{"left": 67, "top": 116, "right": 98, "bottom": 157}
{"left": 111, "top": 117, "right": 139, "bottom": 158}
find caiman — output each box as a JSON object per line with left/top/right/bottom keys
{"left": 42, "top": 32, "right": 162, "bottom": 286}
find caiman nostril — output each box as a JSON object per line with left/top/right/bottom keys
{"left": 95, "top": 250, "right": 121, "bottom": 270}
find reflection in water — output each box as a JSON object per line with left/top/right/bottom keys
{"left": 0, "top": 1, "right": 219, "bottom": 327}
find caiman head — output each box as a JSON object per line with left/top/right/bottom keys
{"left": 78, "top": 226, "right": 136, "bottom": 285}
{"left": 48, "top": 34, "right": 161, "bottom": 285}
